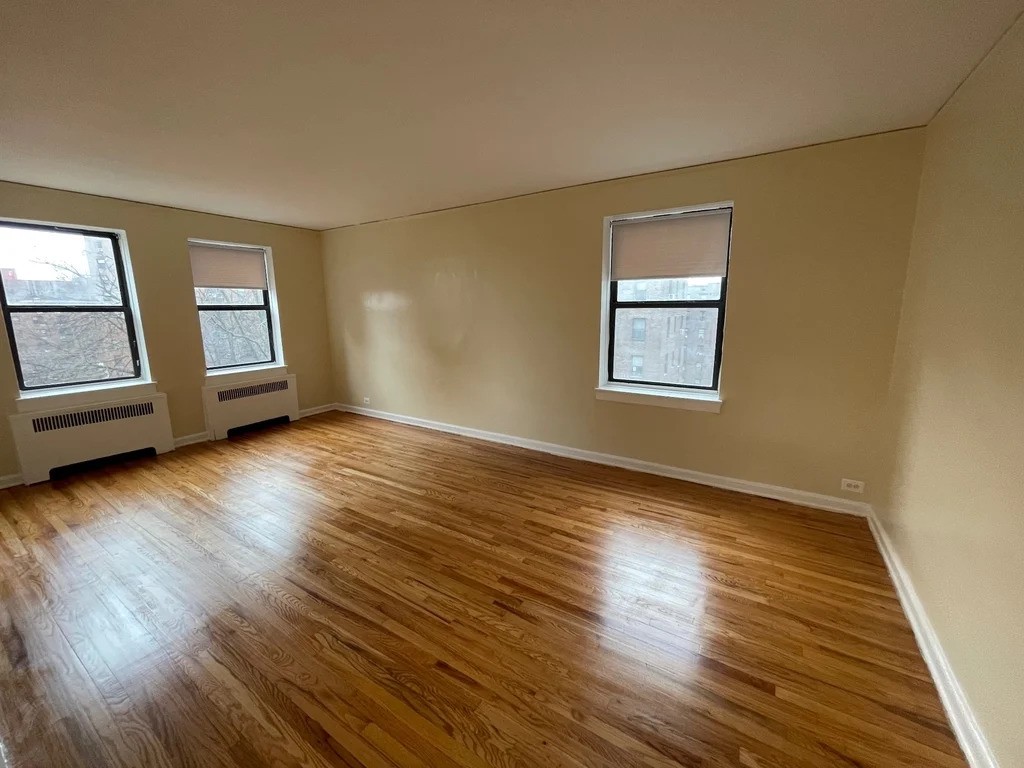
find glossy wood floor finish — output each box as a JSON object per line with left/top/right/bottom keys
{"left": 0, "top": 413, "right": 965, "bottom": 768}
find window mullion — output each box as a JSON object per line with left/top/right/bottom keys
{"left": 611, "top": 300, "right": 721, "bottom": 310}
{"left": 5, "top": 305, "right": 129, "bottom": 312}
{"left": 197, "top": 304, "right": 268, "bottom": 311}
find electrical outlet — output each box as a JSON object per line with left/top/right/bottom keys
{"left": 841, "top": 478, "right": 865, "bottom": 494}
{"left": 363, "top": 396, "right": 370, "bottom": 405}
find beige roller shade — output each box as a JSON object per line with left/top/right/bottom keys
{"left": 189, "top": 243, "right": 268, "bottom": 289}
{"left": 611, "top": 208, "right": 731, "bottom": 281}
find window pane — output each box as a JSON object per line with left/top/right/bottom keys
{"left": 10, "top": 311, "right": 135, "bottom": 388}
{"left": 0, "top": 226, "right": 123, "bottom": 306}
{"left": 613, "top": 307, "right": 718, "bottom": 387}
{"left": 195, "top": 287, "right": 264, "bottom": 306}
{"left": 616, "top": 277, "right": 722, "bottom": 302}
{"left": 199, "top": 309, "right": 272, "bottom": 368}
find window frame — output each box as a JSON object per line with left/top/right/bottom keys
{"left": 598, "top": 202, "right": 733, "bottom": 399}
{"left": 188, "top": 239, "right": 284, "bottom": 374}
{"left": 0, "top": 220, "right": 145, "bottom": 392}
{"left": 196, "top": 288, "right": 277, "bottom": 371}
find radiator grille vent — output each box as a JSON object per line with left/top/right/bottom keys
{"left": 217, "top": 379, "right": 289, "bottom": 402}
{"left": 32, "top": 401, "right": 155, "bottom": 433}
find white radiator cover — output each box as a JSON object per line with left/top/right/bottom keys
{"left": 202, "top": 373, "right": 298, "bottom": 440}
{"left": 9, "top": 393, "right": 174, "bottom": 485}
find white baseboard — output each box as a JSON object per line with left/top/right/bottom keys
{"left": 867, "top": 514, "right": 998, "bottom": 768}
{"left": 173, "top": 431, "right": 211, "bottom": 448}
{"left": 335, "top": 403, "right": 871, "bottom": 517}
{"left": 0, "top": 473, "right": 22, "bottom": 490}
{"left": 299, "top": 403, "right": 340, "bottom": 418}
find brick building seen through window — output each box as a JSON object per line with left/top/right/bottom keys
{"left": 611, "top": 277, "right": 721, "bottom": 388}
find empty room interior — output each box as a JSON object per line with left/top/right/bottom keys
{"left": 1, "top": 2, "right": 1023, "bottom": 766}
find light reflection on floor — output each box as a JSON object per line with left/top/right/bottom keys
{"left": 598, "top": 525, "right": 708, "bottom": 664}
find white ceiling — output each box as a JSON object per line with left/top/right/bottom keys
{"left": 1, "top": 1, "right": 1021, "bottom": 230}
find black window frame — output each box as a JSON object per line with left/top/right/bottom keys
{"left": 606, "top": 207, "right": 732, "bottom": 392}
{"left": 0, "top": 221, "right": 143, "bottom": 392}
{"left": 196, "top": 287, "right": 276, "bottom": 371}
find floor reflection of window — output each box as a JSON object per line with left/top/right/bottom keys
{"left": 598, "top": 527, "right": 708, "bottom": 657}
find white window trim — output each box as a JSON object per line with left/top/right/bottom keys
{"left": 204, "top": 362, "right": 288, "bottom": 386}
{"left": 2, "top": 217, "right": 156, "bottom": 410}
{"left": 187, "top": 238, "right": 286, "bottom": 383}
{"left": 15, "top": 380, "right": 159, "bottom": 413}
{"left": 596, "top": 201, "right": 731, "bottom": 414}
{"left": 594, "top": 383, "right": 722, "bottom": 412}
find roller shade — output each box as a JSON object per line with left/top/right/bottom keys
{"left": 189, "top": 243, "right": 268, "bottom": 290}
{"left": 611, "top": 208, "right": 731, "bottom": 281}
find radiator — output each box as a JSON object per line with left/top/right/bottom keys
{"left": 202, "top": 373, "right": 298, "bottom": 440}
{"left": 9, "top": 394, "right": 174, "bottom": 484}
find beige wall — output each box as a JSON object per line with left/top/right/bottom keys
{"left": 0, "top": 182, "right": 334, "bottom": 477}
{"left": 323, "top": 130, "right": 925, "bottom": 502}
{"left": 879, "top": 18, "right": 1024, "bottom": 766}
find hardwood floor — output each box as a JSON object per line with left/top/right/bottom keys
{"left": 0, "top": 412, "right": 964, "bottom": 767}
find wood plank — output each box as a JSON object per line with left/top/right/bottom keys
{"left": 0, "top": 412, "right": 965, "bottom": 767}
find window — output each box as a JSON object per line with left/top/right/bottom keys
{"left": 0, "top": 221, "right": 144, "bottom": 391}
{"left": 189, "top": 241, "right": 279, "bottom": 370}
{"left": 602, "top": 205, "right": 731, "bottom": 392}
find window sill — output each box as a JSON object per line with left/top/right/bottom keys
{"left": 204, "top": 363, "right": 288, "bottom": 387}
{"left": 595, "top": 384, "right": 722, "bottom": 413}
{"left": 15, "top": 380, "right": 158, "bottom": 414}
